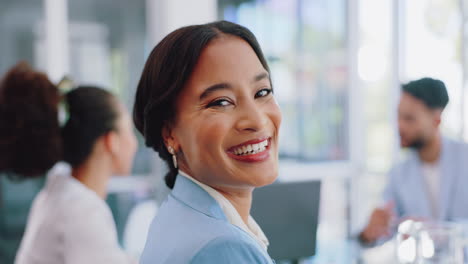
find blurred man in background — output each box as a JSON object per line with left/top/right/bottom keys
{"left": 360, "top": 77, "right": 468, "bottom": 244}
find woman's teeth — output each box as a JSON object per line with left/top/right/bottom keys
{"left": 233, "top": 139, "right": 269, "bottom": 156}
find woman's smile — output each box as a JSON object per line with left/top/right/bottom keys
{"left": 226, "top": 137, "right": 271, "bottom": 162}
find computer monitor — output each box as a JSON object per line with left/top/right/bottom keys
{"left": 251, "top": 180, "right": 321, "bottom": 261}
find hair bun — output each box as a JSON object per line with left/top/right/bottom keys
{"left": 0, "top": 62, "right": 63, "bottom": 178}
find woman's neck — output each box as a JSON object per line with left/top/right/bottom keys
{"left": 216, "top": 187, "right": 253, "bottom": 224}
{"left": 179, "top": 168, "right": 253, "bottom": 225}
{"left": 72, "top": 158, "right": 112, "bottom": 199}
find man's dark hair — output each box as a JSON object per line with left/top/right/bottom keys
{"left": 402, "top": 77, "right": 449, "bottom": 110}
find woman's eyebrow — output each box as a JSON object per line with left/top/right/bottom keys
{"left": 199, "top": 83, "right": 232, "bottom": 100}
{"left": 253, "top": 72, "right": 269, "bottom": 83}
{"left": 199, "top": 72, "right": 269, "bottom": 100}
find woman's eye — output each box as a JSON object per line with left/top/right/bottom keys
{"left": 255, "top": 88, "right": 272, "bottom": 98}
{"left": 207, "top": 99, "right": 232, "bottom": 108}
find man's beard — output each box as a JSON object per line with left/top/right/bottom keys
{"left": 407, "top": 137, "right": 426, "bottom": 150}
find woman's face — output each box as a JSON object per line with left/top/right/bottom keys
{"left": 113, "top": 103, "right": 138, "bottom": 175}
{"left": 166, "top": 35, "right": 282, "bottom": 191}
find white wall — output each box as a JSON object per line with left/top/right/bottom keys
{"left": 44, "top": 0, "right": 70, "bottom": 83}
{"left": 146, "top": 0, "right": 217, "bottom": 48}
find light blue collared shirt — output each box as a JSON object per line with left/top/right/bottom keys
{"left": 177, "top": 170, "right": 270, "bottom": 250}
{"left": 140, "top": 174, "right": 275, "bottom": 264}
{"left": 384, "top": 137, "right": 468, "bottom": 221}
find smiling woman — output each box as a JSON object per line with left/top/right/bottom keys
{"left": 133, "top": 21, "right": 281, "bottom": 263}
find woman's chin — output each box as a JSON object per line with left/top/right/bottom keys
{"left": 249, "top": 170, "right": 278, "bottom": 187}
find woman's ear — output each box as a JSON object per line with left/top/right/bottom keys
{"left": 162, "top": 122, "right": 178, "bottom": 151}
{"left": 103, "top": 131, "right": 120, "bottom": 156}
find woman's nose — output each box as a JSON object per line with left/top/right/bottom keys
{"left": 235, "top": 100, "right": 268, "bottom": 132}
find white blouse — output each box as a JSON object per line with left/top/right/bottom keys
{"left": 15, "top": 163, "right": 135, "bottom": 264}
{"left": 178, "top": 170, "right": 270, "bottom": 251}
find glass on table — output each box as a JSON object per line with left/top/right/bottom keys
{"left": 396, "top": 220, "right": 468, "bottom": 264}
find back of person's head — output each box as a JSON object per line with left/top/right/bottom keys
{"left": 0, "top": 62, "right": 122, "bottom": 179}
{"left": 133, "top": 20, "right": 270, "bottom": 189}
{"left": 62, "top": 87, "right": 120, "bottom": 168}
{"left": 402, "top": 77, "right": 449, "bottom": 110}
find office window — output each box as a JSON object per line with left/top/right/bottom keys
{"left": 0, "top": 0, "right": 43, "bottom": 74}
{"left": 66, "top": 0, "right": 152, "bottom": 175}
{"left": 352, "top": 0, "right": 397, "bottom": 238}
{"left": 219, "top": 0, "right": 349, "bottom": 161}
{"left": 403, "top": 0, "right": 462, "bottom": 139}
{"left": 359, "top": 0, "right": 395, "bottom": 173}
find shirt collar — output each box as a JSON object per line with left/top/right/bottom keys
{"left": 178, "top": 170, "right": 270, "bottom": 250}
{"left": 171, "top": 172, "right": 227, "bottom": 221}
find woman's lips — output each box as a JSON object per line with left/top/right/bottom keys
{"left": 226, "top": 137, "right": 271, "bottom": 163}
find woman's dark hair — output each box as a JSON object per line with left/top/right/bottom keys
{"left": 0, "top": 62, "right": 120, "bottom": 179}
{"left": 133, "top": 20, "right": 271, "bottom": 189}
{"left": 62, "top": 87, "right": 119, "bottom": 168}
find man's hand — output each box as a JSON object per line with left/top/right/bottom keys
{"left": 359, "top": 201, "right": 395, "bottom": 244}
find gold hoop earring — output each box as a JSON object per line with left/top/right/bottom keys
{"left": 168, "top": 146, "right": 178, "bottom": 169}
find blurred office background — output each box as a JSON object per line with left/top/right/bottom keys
{"left": 1, "top": 0, "right": 468, "bottom": 263}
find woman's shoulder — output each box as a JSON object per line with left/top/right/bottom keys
{"left": 151, "top": 194, "right": 243, "bottom": 240}
{"left": 44, "top": 172, "right": 111, "bottom": 223}
{"left": 154, "top": 191, "right": 246, "bottom": 238}
{"left": 142, "top": 194, "right": 271, "bottom": 263}
{"left": 190, "top": 234, "right": 272, "bottom": 264}
{"left": 31, "top": 167, "right": 104, "bottom": 218}
{"left": 142, "top": 225, "right": 271, "bottom": 264}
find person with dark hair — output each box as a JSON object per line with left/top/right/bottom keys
{"left": 134, "top": 21, "right": 281, "bottom": 263}
{"left": 0, "top": 62, "right": 138, "bottom": 264}
{"left": 359, "top": 77, "right": 468, "bottom": 244}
